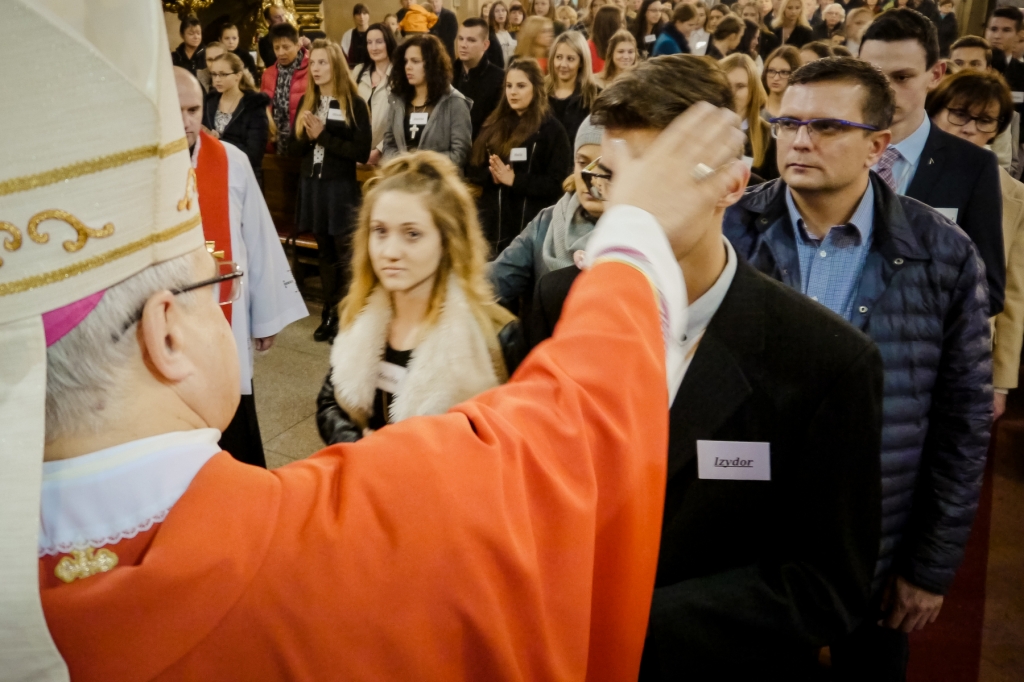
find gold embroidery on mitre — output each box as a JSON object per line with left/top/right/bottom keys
{"left": 26, "top": 210, "right": 115, "bottom": 253}
{"left": 177, "top": 168, "right": 198, "bottom": 212}
{"left": 0, "top": 137, "right": 189, "bottom": 198}
{"left": 54, "top": 547, "right": 119, "bottom": 584}
{"left": 0, "top": 213, "right": 201, "bottom": 297}
{"left": 0, "top": 222, "right": 22, "bottom": 267}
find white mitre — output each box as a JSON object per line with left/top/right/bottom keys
{"left": 0, "top": 1, "right": 204, "bottom": 679}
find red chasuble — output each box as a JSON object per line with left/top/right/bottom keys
{"left": 195, "top": 129, "right": 232, "bottom": 324}
{"left": 39, "top": 263, "right": 669, "bottom": 682}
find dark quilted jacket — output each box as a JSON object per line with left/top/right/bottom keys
{"left": 722, "top": 174, "right": 993, "bottom": 595}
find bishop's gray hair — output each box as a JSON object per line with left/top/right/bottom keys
{"left": 45, "top": 252, "right": 198, "bottom": 442}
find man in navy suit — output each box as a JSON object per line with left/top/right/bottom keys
{"left": 860, "top": 8, "right": 1005, "bottom": 315}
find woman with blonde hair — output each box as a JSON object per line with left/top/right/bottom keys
{"left": 721, "top": 52, "right": 777, "bottom": 180}
{"left": 772, "top": 0, "right": 813, "bottom": 47}
{"left": 316, "top": 151, "right": 522, "bottom": 443}
{"left": 203, "top": 51, "right": 271, "bottom": 183}
{"left": 294, "top": 39, "right": 372, "bottom": 341}
{"left": 546, "top": 30, "right": 600, "bottom": 141}
{"left": 596, "top": 29, "right": 637, "bottom": 86}
{"left": 515, "top": 15, "right": 556, "bottom": 70}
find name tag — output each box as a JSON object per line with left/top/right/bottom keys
{"left": 697, "top": 440, "right": 771, "bottom": 481}
{"left": 328, "top": 108, "right": 345, "bottom": 121}
{"left": 509, "top": 147, "right": 528, "bottom": 161}
{"left": 409, "top": 112, "right": 429, "bottom": 125}
{"left": 935, "top": 207, "right": 959, "bottom": 222}
{"left": 645, "top": 34, "right": 656, "bottom": 43}
{"left": 376, "top": 362, "right": 408, "bottom": 394}
{"left": 742, "top": 155, "right": 754, "bottom": 169}
{"left": 1013, "top": 91, "right": 1024, "bottom": 104}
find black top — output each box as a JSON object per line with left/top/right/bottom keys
{"left": 258, "top": 33, "right": 275, "bottom": 70}
{"left": 403, "top": 106, "right": 430, "bottom": 150}
{"left": 231, "top": 46, "right": 258, "bottom": 75}
{"left": 369, "top": 346, "right": 413, "bottom": 431}
{"left": 430, "top": 7, "right": 460, "bottom": 60}
{"left": 294, "top": 96, "right": 373, "bottom": 181}
{"left": 547, "top": 89, "right": 589, "bottom": 145}
{"left": 171, "top": 42, "right": 206, "bottom": 76}
{"left": 780, "top": 24, "right": 813, "bottom": 48}
{"left": 346, "top": 28, "right": 369, "bottom": 67}
{"left": 453, "top": 58, "right": 506, "bottom": 138}
{"left": 203, "top": 90, "right": 271, "bottom": 177}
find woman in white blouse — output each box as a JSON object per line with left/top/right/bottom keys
{"left": 352, "top": 23, "right": 397, "bottom": 166}
{"left": 490, "top": 1, "right": 518, "bottom": 65}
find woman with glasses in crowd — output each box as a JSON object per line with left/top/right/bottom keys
{"left": 490, "top": 1, "right": 518, "bottom": 64}
{"left": 772, "top": 0, "right": 813, "bottom": 47}
{"left": 595, "top": 29, "right": 637, "bottom": 86}
{"left": 632, "top": 0, "right": 667, "bottom": 58}
{"left": 514, "top": 16, "right": 556, "bottom": 71}
{"left": 203, "top": 51, "right": 271, "bottom": 185}
{"left": 926, "top": 70, "right": 1024, "bottom": 420}
{"left": 294, "top": 40, "right": 372, "bottom": 342}
{"left": 353, "top": 23, "right": 397, "bottom": 167}
{"left": 761, "top": 44, "right": 800, "bottom": 119}
{"left": 546, "top": 31, "right": 600, "bottom": 143}
{"left": 722, "top": 52, "right": 777, "bottom": 181}
{"left": 489, "top": 116, "right": 605, "bottom": 309}
{"left": 316, "top": 152, "right": 523, "bottom": 445}
{"left": 467, "top": 58, "right": 573, "bottom": 255}
{"left": 382, "top": 34, "right": 473, "bottom": 165}
{"left": 588, "top": 5, "right": 625, "bottom": 71}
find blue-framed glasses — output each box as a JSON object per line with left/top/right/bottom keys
{"left": 769, "top": 117, "right": 881, "bottom": 141}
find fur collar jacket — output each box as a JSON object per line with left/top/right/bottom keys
{"left": 328, "top": 279, "right": 509, "bottom": 429}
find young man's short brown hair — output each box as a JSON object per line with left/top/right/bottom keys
{"left": 591, "top": 54, "right": 734, "bottom": 130}
{"left": 950, "top": 35, "right": 993, "bottom": 67}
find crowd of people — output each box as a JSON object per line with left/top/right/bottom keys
{"left": 6, "top": 0, "right": 1022, "bottom": 676}
{"left": 145, "top": 0, "right": 1024, "bottom": 677}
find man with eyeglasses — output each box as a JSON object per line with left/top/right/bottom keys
{"left": 175, "top": 67, "right": 308, "bottom": 467}
{"left": 722, "top": 56, "right": 993, "bottom": 681}
{"left": 859, "top": 8, "right": 1005, "bottom": 318}
{"left": 531, "top": 55, "right": 886, "bottom": 681}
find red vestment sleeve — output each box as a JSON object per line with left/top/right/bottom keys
{"left": 41, "top": 262, "right": 669, "bottom": 682}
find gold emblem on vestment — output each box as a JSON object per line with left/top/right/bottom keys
{"left": 54, "top": 547, "right": 119, "bottom": 584}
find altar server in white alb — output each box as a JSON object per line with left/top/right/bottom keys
{"left": 175, "top": 67, "right": 307, "bottom": 467}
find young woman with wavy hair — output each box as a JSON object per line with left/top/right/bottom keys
{"left": 293, "top": 39, "right": 372, "bottom": 341}
{"left": 381, "top": 34, "right": 473, "bottom": 165}
{"left": 316, "top": 151, "right": 522, "bottom": 444}
{"left": 596, "top": 29, "right": 637, "bottom": 86}
{"left": 467, "top": 58, "right": 573, "bottom": 254}
{"left": 720, "top": 52, "right": 777, "bottom": 180}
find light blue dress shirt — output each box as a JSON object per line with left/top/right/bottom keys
{"left": 785, "top": 185, "right": 875, "bottom": 320}
{"left": 873, "top": 116, "right": 931, "bottom": 195}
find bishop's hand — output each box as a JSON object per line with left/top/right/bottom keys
{"left": 603, "top": 102, "right": 748, "bottom": 261}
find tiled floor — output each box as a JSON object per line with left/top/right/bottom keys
{"left": 253, "top": 301, "right": 328, "bottom": 470}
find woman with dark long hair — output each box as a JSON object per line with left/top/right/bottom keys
{"left": 588, "top": 5, "right": 624, "bottom": 71}
{"left": 467, "top": 58, "right": 572, "bottom": 254}
{"left": 352, "top": 23, "right": 397, "bottom": 166}
{"left": 381, "top": 34, "right": 473, "bottom": 165}
{"left": 293, "top": 40, "right": 372, "bottom": 341}
{"left": 632, "top": 0, "right": 666, "bottom": 58}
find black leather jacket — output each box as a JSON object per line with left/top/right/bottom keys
{"left": 316, "top": 320, "right": 526, "bottom": 445}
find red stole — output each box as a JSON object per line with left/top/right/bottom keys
{"left": 196, "top": 130, "right": 233, "bottom": 324}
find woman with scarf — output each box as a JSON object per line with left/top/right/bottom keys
{"left": 489, "top": 117, "right": 604, "bottom": 307}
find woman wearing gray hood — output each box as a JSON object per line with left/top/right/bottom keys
{"left": 489, "top": 116, "right": 604, "bottom": 306}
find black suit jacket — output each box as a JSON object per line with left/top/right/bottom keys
{"left": 533, "top": 259, "right": 884, "bottom": 679}
{"left": 905, "top": 122, "right": 1005, "bottom": 315}
{"left": 453, "top": 58, "right": 505, "bottom": 138}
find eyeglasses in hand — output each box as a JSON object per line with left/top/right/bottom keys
{"left": 580, "top": 156, "right": 613, "bottom": 201}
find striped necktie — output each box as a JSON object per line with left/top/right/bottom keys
{"left": 876, "top": 146, "right": 904, "bottom": 193}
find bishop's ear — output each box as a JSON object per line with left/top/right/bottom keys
{"left": 139, "top": 291, "right": 197, "bottom": 383}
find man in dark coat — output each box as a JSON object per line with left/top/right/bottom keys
{"left": 722, "top": 57, "right": 993, "bottom": 681}
{"left": 429, "top": 0, "right": 460, "bottom": 60}
{"left": 531, "top": 54, "right": 885, "bottom": 681}
{"left": 453, "top": 18, "right": 505, "bottom": 138}
{"left": 860, "top": 9, "right": 1005, "bottom": 316}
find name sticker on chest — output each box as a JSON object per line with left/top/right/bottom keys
{"left": 645, "top": 34, "right": 657, "bottom": 43}
{"left": 328, "top": 108, "right": 345, "bottom": 121}
{"left": 696, "top": 440, "right": 771, "bottom": 481}
{"left": 935, "top": 207, "right": 959, "bottom": 222}
{"left": 1013, "top": 91, "right": 1024, "bottom": 104}
{"left": 376, "top": 361, "right": 409, "bottom": 394}
{"left": 409, "top": 112, "right": 429, "bottom": 125}
{"left": 509, "top": 147, "right": 528, "bottom": 161}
